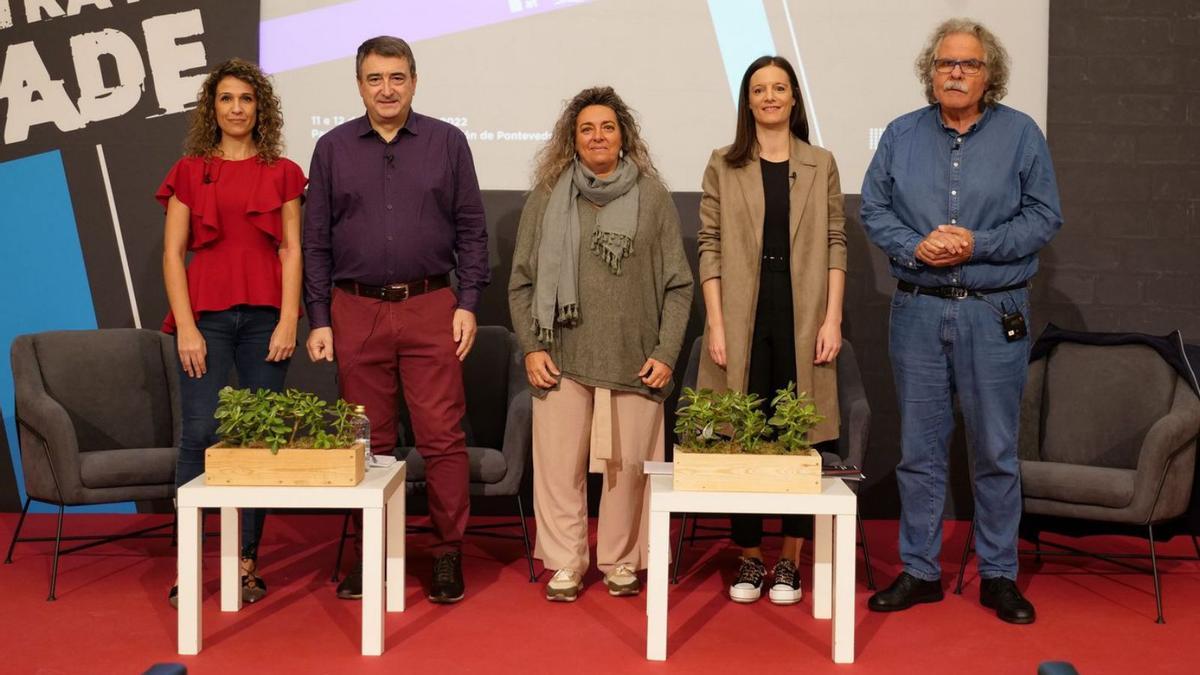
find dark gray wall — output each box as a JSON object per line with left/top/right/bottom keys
{"left": 1042, "top": 0, "right": 1200, "bottom": 338}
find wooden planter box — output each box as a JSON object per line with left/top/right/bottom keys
{"left": 673, "top": 446, "right": 821, "bottom": 494}
{"left": 204, "top": 443, "right": 365, "bottom": 486}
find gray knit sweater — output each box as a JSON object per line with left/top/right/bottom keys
{"left": 508, "top": 176, "right": 694, "bottom": 402}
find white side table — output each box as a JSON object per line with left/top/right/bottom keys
{"left": 176, "top": 462, "right": 407, "bottom": 656}
{"left": 646, "top": 474, "right": 857, "bottom": 663}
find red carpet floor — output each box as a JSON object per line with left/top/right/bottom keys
{"left": 1, "top": 512, "right": 1198, "bottom": 674}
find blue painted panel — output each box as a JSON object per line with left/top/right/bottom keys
{"left": 706, "top": 0, "right": 777, "bottom": 104}
{"left": 0, "top": 150, "right": 133, "bottom": 514}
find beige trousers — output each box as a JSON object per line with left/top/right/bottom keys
{"left": 532, "top": 377, "right": 665, "bottom": 575}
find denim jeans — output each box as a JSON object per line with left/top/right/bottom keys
{"left": 888, "top": 286, "right": 1030, "bottom": 582}
{"left": 175, "top": 306, "right": 290, "bottom": 559}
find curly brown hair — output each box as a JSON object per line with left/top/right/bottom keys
{"left": 531, "top": 86, "right": 661, "bottom": 193}
{"left": 183, "top": 58, "right": 284, "bottom": 162}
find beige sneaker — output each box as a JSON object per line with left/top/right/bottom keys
{"left": 545, "top": 568, "right": 582, "bottom": 602}
{"left": 604, "top": 564, "right": 642, "bottom": 597}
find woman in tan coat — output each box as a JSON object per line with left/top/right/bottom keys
{"left": 697, "top": 56, "right": 846, "bottom": 605}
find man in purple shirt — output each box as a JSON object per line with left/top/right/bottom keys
{"left": 303, "top": 35, "right": 488, "bottom": 604}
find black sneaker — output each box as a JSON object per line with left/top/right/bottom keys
{"left": 729, "top": 556, "right": 767, "bottom": 603}
{"left": 768, "top": 559, "right": 802, "bottom": 605}
{"left": 336, "top": 566, "right": 362, "bottom": 600}
{"left": 428, "top": 550, "right": 465, "bottom": 604}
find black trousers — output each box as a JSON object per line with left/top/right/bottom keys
{"left": 731, "top": 266, "right": 812, "bottom": 548}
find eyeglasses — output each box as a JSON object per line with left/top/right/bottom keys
{"left": 934, "top": 59, "right": 986, "bottom": 75}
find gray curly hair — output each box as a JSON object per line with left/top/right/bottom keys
{"left": 915, "top": 18, "right": 1009, "bottom": 108}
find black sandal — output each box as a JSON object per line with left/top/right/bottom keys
{"left": 241, "top": 558, "right": 268, "bottom": 604}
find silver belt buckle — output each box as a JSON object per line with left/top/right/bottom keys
{"left": 383, "top": 283, "right": 410, "bottom": 301}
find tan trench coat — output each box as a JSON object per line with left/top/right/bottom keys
{"left": 696, "top": 138, "right": 847, "bottom": 443}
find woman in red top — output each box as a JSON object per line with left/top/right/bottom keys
{"left": 159, "top": 58, "right": 306, "bottom": 607}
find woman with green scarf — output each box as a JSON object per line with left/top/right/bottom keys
{"left": 508, "top": 86, "right": 693, "bottom": 603}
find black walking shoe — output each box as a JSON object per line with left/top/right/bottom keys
{"left": 428, "top": 550, "right": 465, "bottom": 604}
{"left": 336, "top": 566, "right": 362, "bottom": 600}
{"left": 867, "top": 572, "right": 944, "bottom": 612}
{"left": 980, "top": 577, "right": 1036, "bottom": 624}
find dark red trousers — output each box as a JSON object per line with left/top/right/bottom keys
{"left": 332, "top": 286, "right": 469, "bottom": 553}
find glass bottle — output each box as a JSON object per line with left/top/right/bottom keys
{"left": 351, "top": 404, "right": 373, "bottom": 468}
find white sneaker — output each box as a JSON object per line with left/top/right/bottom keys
{"left": 545, "top": 568, "right": 582, "bottom": 602}
{"left": 768, "top": 558, "right": 803, "bottom": 605}
{"left": 604, "top": 564, "right": 642, "bottom": 596}
{"left": 729, "top": 556, "right": 766, "bottom": 603}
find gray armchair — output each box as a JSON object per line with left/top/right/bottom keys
{"left": 333, "top": 326, "right": 534, "bottom": 580}
{"left": 671, "top": 337, "right": 876, "bottom": 588}
{"left": 953, "top": 338, "right": 1200, "bottom": 623}
{"left": 5, "top": 329, "right": 179, "bottom": 600}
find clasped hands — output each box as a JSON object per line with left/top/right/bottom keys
{"left": 916, "top": 225, "right": 974, "bottom": 267}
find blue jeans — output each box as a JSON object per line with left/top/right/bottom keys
{"left": 888, "top": 286, "right": 1030, "bottom": 582}
{"left": 175, "top": 306, "right": 290, "bottom": 559}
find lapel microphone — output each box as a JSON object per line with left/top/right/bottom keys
{"left": 203, "top": 158, "right": 223, "bottom": 184}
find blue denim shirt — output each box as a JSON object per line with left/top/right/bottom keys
{"left": 860, "top": 104, "right": 1063, "bottom": 289}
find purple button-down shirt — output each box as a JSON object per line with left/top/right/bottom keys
{"left": 303, "top": 111, "right": 489, "bottom": 327}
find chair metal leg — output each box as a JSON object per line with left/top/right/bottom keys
{"left": 4, "top": 497, "right": 31, "bottom": 564}
{"left": 1033, "top": 530, "right": 1042, "bottom": 565}
{"left": 857, "top": 513, "right": 877, "bottom": 591}
{"left": 516, "top": 494, "right": 536, "bottom": 582}
{"left": 687, "top": 513, "right": 699, "bottom": 544}
{"left": 953, "top": 518, "right": 976, "bottom": 595}
{"left": 1148, "top": 524, "right": 1164, "bottom": 624}
{"left": 671, "top": 514, "right": 689, "bottom": 584}
{"left": 331, "top": 511, "right": 351, "bottom": 582}
{"left": 47, "top": 504, "right": 65, "bottom": 601}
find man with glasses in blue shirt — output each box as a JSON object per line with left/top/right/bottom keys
{"left": 861, "top": 18, "right": 1062, "bottom": 624}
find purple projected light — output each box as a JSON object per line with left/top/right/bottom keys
{"left": 261, "top": 0, "right": 592, "bottom": 74}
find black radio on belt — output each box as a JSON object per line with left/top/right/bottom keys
{"left": 1001, "top": 310, "right": 1027, "bottom": 342}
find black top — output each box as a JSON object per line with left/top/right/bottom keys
{"left": 760, "top": 158, "right": 791, "bottom": 269}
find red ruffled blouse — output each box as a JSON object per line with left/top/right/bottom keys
{"left": 156, "top": 155, "right": 307, "bottom": 333}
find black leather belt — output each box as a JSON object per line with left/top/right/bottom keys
{"left": 897, "top": 279, "right": 1027, "bottom": 300}
{"left": 336, "top": 275, "right": 450, "bottom": 302}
